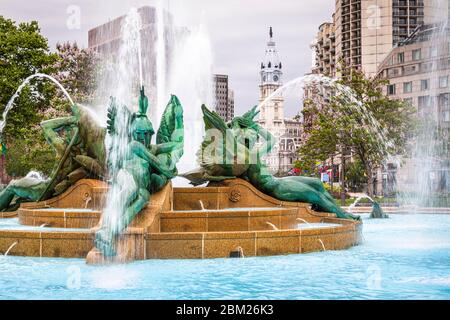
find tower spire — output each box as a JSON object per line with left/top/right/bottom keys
{"left": 269, "top": 26, "right": 273, "bottom": 39}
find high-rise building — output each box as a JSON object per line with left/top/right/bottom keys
{"left": 315, "top": 1, "right": 450, "bottom": 77}
{"left": 213, "top": 74, "right": 234, "bottom": 122}
{"left": 377, "top": 21, "right": 450, "bottom": 194}
{"left": 228, "top": 89, "right": 235, "bottom": 122}
{"left": 88, "top": 6, "right": 176, "bottom": 55}
{"left": 308, "top": 0, "right": 450, "bottom": 195}
{"left": 257, "top": 27, "right": 302, "bottom": 174}
{"left": 334, "top": 0, "right": 428, "bottom": 76}
{"left": 87, "top": 6, "right": 185, "bottom": 107}
{"left": 312, "top": 21, "right": 337, "bottom": 77}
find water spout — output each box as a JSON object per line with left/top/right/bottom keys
{"left": 296, "top": 218, "right": 311, "bottom": 226}
{"left": 84, "top": 196, "right": 92, "bottom": 209}
{"left": 39, "top": 223, "right": 49, "bottom": 228}
{"left": 4, "top": 241, "right": 18, "bottom": 256}
{"left": 256, "top": 74, "right": 395, "bottom": 152}
{"left": 198, "top": 200, "right": 206, "bottom": 211}
{"left": 318, "top": 239, "right": 326, "bottom": 251}
{"left": 266, "top": 222, "right": 279, "bottom": 230}
{"left": 0, "top": 73, "right": 74, "bottom": 133}
{"left": 348, "top": 194, "right": 374, "bottom": 213}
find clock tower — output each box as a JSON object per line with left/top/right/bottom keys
{"left": 257, "top": 27, "right": 301, "bottom": 175}
{"left": 258, "top": 27, "right": 284, "bottom": 139}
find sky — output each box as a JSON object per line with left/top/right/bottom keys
{"left": 1, "top": 0, "right": 335, "bottom": 116}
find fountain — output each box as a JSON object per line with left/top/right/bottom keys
{"left": 0, "top": 73, "right": 74, "bottom": 134}
{"left": 348, "top": 195, "right": 388, "bottom": 219}
{"left": 0, "top": 7, "right": 362, "bottom": 263}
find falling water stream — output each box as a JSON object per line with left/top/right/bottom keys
{"left": 398, "top": 1, "right": 450, "bottom": 207}
{"left": 0, "top": 73, "right": 74, "bottom": 133}
{"left": 156, "top": 0, "right": 166, "bottom": 128}
{"left": 257, "top": 74, "right": 395, "bottom": 153}
{"left": 99, "top": 8, "right": 144, "bottom": 249}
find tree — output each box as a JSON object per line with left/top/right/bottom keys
{"left": 345, "top": 159, "right": 367, "bottom": 191}
{"left": 0, "top": 16, "right": 58, "bottom": 177}
{"left": 0, "top": 18, "right": 100, "bottom": 177}
{"left": 299, "top": 68, "right": 416, "bottom": 197}
{"left": 51, "top": 42, "right": 99, "bottom": 105}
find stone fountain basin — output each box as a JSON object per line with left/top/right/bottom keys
{"left": 18, "top": 207, "right": 101, "bottom": 229}
{"left": 0, "top": 179, "right": 362, "bottom": 260}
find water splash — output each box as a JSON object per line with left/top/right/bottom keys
{"left": 397, "top": 2, "right": 450, "bottom": 207}
{"left": 4, "top": 241, "right": 18, "bottom": 256}
{"left": 198, "top": 200, "right": 206, "bottom": 211}
{"left": 348, "top": 195, "right": 374, "bottom": 213}
{"left": 98, "top": 8, "right": 145, "bottom": 254}
{"left": 265, "top": 222, "right": 279, "bottom": 230}
{"left": 24, "top": 171, "right": 48, "bottom": 181}
{"left": 318, "top": 239, "right": 326, "bottom": 251}
{"left": 165, "top": 13, "right": 213, "bottom": 178}
{"left": 296, "top": 218, "right": 311, "bottom": 225}
{"left": 156, "top": 0, "right": 166, "bottom": 129}
{"left": 257, "top": 74, "right": 395, "bottom": 154}
{"left": 0, "top": 73, "right": 74, "bottom": 133}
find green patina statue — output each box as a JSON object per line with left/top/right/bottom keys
{"left": 181, "top": 105, "right": 359, "bottom": 220}
{"left": 0, "top": 102, "right": 107, "bottom": 211}
{"left": 94, "top": 87, "right": 183, "bottom": 256}
{"left": 370, "top": 202, "right": 388, "bottom": 219}
{"left": 0, "top": 86, "right": 183, "bottom": 256}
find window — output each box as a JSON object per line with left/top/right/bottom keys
{"left": 418, "top": 96, "right": 431, "bottom": 108}
{"left": 403, "top": 65, "right": 417, "bottom": 75}
{"left": 421, "top": 79, "right": 429, "bottom": 91}
{"left": 412, "top": 49, "right": 421, "bottom": 61}
{"left": 448, "top": 43, "right": 450, "bottom": 54}
{"left": 444, "top": 111, "right": 450, "bottom": 122}
{"left": 388, "top": 68, "right": 400, "bottom": 76}
{"left": 439, "top": 76, "right": 449, "bottom": 88}
{"left": 403, "top": 82, "right": 413, "bottom": 93}
{"left": 421, "top": 62, "right": 434, "bottom": 72}
{"left": 397, "top": 52, "right": 404, "bottom": 63}
{"left": 387, "top": 84, "right": 396, "bottom": 95}
{"left": 430, "top": 46, "right": 438, "bottom": 58}
{"left": 439, "top": 93, "right": 450, "bottom": 107}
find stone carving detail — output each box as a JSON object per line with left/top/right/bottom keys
{"left": 229, "top": 189, "right": 241, "bottom": 203}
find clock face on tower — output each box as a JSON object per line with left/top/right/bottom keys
{"left": 273, "top": 75, "right": 279, "bottom": 82}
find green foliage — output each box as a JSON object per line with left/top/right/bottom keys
{"left": 0, "top": 16, "right": 58, "bottom": 176}
{"left": 5, "top": 126, "right": 54, "bottom": 177}
{"left": 0, "top": 18, "right": 99, "bottom": 177}
{"left": 345, "top": 159, "right": 367, "bottom": 191}
{"left": 299, "top": 67, "right": 416, "bottom": 196}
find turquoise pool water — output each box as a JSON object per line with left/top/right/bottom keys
{"left": 0, "top": 213, "right": 449, "bottom": 300}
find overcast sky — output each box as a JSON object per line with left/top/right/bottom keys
{"left": 1, "top": 0, "right": 334, "bottom": 116}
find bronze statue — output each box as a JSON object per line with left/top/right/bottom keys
{"left": 182, "top": 105, "right": 360, "bottom": 220}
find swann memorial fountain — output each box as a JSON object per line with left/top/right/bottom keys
{"left": 0, "top": 7, "right": 361, "bottom": 264}
{"left": 0, "top": 83, "right": 361, "bottom": 263}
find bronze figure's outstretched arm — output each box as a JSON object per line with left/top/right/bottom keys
{"left": 40, "top": 116, "right": 78, "bottom": 155}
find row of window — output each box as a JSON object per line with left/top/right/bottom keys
{"left": 387, "top": 76, "right": 450, "bottom": 95}
{"left": 403, "top": 93, "right": 450, "bottom": 108}
{"left": 394, "top": 44, "right": 450, "bottom": 64}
